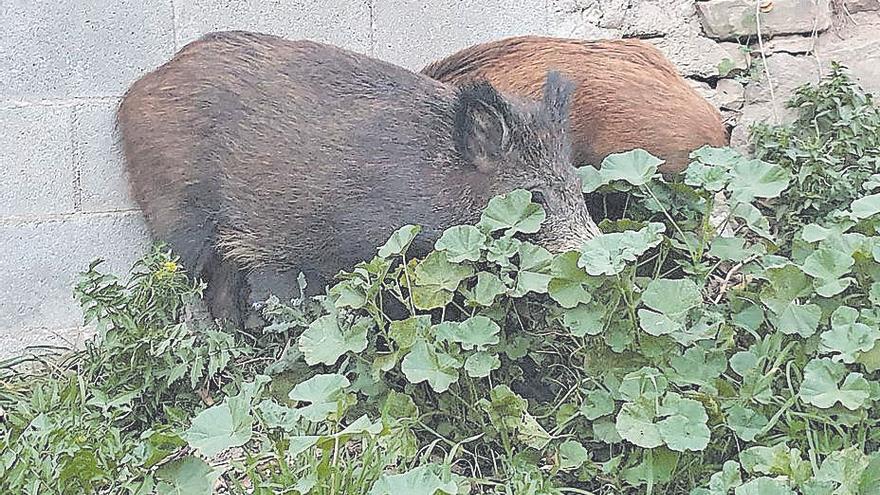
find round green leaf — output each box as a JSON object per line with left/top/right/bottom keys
{"left": 548, "top": 251, "right": 595, "bottom": 308}
{"left": 658, "top": 394, "right": 710, "bottom": 452}
{"left": 801, "top": 247, "right": 854, "bottom": 297}
{"left": 512, "top": 243, "right": 553, "bottom": 296}
{"left": 369, "top": 465, "right": 459, "bottom": 495}
{"left": 619, "top": 367, "right": 669, "bottom": 402}
{"left": 850, "top": 193, "right": 880, "bottom": 220}
{"left": 668, "top": 347, "right": 727, "bottom": 386}
{"left": 155, "top": 457, "right": 221, "bottom": 495}
{"left": 616, "top": 401, "right": 663, "bottom": 449}
{"left": 819, "top": 306, "right": 880, "bottom": 364}
{"left": 638, "top": 309, "right": 683, "bottom": 336}
{"left": 559, "top": 440, "right": 590, "bottom": 471}
{"left": 389, "top": 316, "right": 431, "bottom": 350}
{"left": 761, "top": 264, "right": 821, "bottom": 337}
{"left": 182, "top": 402, "right": 253, "bottom": 459}
{"left": 563, "top": 303, "right": 606, "bottom": 337}
{"left": 579, "top": 223, "right": 665, "bottom": 276}
{"left": 414, "top": 251, "right": 475, "bottom": 292}
{"left": 464, "top": 351, "right": 500, "bottom": 378}
{"left": 731, "top": 202, "right": 772, "bottom": 239}
{"left": 472, "top": 271, "right": 507, "bottom": 306}
{"left": 435, "top": 225, "right": 487, "bottom": 263}
{"left": 577, "top": 165, "right": 606, "bottom": 193}
{"left": 289, "top": 374, "right": 349, "bottom": 400}
{"left": 378, "top": 225, "right": 421, "bottom": 258}
{"left": 478, "top": 189, "right": 546, "bottom": 235}
{"left": 581, "top": 389, "right": 615, "bottom": 420}
{"left": 707, "top": 460, "right": 743, "bottom": 494}
{"left": 728, "top": 159, "right": 790, "bottom": 202}
{"left": 642, "top": 278, "right": 702, "bottom": 316}
{"left": 726, "top": 405, "right": 768, "bottom": 442}
{"left": 299, "top": 315, "right": 370, "bottom": 366}
{"left": 734, "top": 477, "right": 794, "bottom": 495}
{"left": 401, "top": 340, "right": 459, "bottom": 393}
{"left": 684, "top": 160, "right": 730, "bottom": 192}
{"left": 434, "top": 316, "right": 500, "bottom": 351}
{"left": 800, "top": 358, "right": 871, "bottom": 410}
{"left": 600, "top": 149, "right": 664, "bottom": 186}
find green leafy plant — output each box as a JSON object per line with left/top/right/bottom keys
{"left": 751, "top": 62, "right": 880, "bottom": 242}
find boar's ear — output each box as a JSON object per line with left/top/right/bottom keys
{"left": 542, "top": 71, "right": 575, "bottom": 125}
{"left": 453, "top": 81, "right": 514, "bottom": 173}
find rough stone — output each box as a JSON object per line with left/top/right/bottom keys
{"left": 762, "top": 34, "right": 817, "bottom": 54}
{"left": 551, "top": 0, "right": 698, "bottom": 38}
{"left": 649, "top": 33, "right": 733, "bottom": 78}
{"left": 552, "top": 0, "right": 733, "bottom": 77}
{"left": 717, "top": 78, "right": 747, "bottom": 109}
{"left": 0, "top": 1, "right": 174, "bottom": 100}
{"left": 718, "top": 41, "right": 752, "bottom": 73}
{"left": 844, "top": 0, "right": 880, "bottom": 13}
{"left": 688, "top": 79, "right": 720, "bottom": 107}
{"left": 600, "top": 0, "right": 697, "bottom": 37}
{"left": 696, "top": 0, "right": 833, "bottom": 40}
{"left": 549, "top": 15, "right": 622, "bottom": 39}
{"left": 0, "top": 212, "right": 150, "bottom": 333}
{"left": 729, "top": 103, "right": 772, "bottom": 151}
{"left": 690, "top": 77, "right": 745, "bottom": 112}
{"left": 73, "top": 101, "right": 138, "bottom": 212}
{"left": 720, "top": 108, "right": 740, "bottom": 126}
{"left": 732, "top": 50, "right": 821, "bottom": 149}
{"left": 174, "top": 0, "right": 372, "bottom": 55}
{"left": 0, "top": 105, "right": 74, "bottom": 217}
{"left": 373, "top": 0, "right": 550, "bottom": 70}
{"left": 729, "top": 95, "right": 799, "bottom": 151}
{"left": 814, "top": 12, "right": 880, "bottom": 94}
{"left": 549, "top": 0, "right": 623, "bottom": 39}
{"left": 744, "top": 52, "right": 820, "bottom": 113}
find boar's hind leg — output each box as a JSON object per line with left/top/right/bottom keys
{"left": 159, "top": 210, "right": 247, "bottom": 328}
{"left": 199, "top": 250, "right": 248, "bottom": 328}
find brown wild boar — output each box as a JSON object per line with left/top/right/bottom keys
{"left": 118, "top": 31, "right": 601, "bottom": 326}
{"left": 422, "top": 36, "right": 729, "bottom": 175}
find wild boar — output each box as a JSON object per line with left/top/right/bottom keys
{"left": 118, "top": 31, "right": 600, "bottom": 326}
{"left": 422, "top": 35, "right": 729, "bottom": 175}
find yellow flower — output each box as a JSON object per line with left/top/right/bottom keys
{"left": 163, "top": 261, "right": 178, "bottom": 273}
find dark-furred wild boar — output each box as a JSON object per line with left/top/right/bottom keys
{"left": 118, "top": 31, "right": 600, "bottom": 326}
{"left": 422, "top": 36, "right": 729, "bottom": 175}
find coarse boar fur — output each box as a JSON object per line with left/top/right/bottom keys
{"left": 118, "top": 31, "right": 600, "bottom": 326}
{"left": 422, "top": 36, "right": 729, "bottom": 175}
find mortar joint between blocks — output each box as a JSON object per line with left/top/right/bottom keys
{"left": 70, "top": 105, "right": 83, "bottom": 212}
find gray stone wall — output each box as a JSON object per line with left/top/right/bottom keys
{"left": 1, "top": 0, "right": 878, "bottom": 357}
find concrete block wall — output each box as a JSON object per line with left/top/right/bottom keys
{"left": 1, "top": 0, "right": 878, "bottom": 358}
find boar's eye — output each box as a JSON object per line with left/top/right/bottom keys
{"left": 530, "top": 190, "right": 547, "bottom": 207}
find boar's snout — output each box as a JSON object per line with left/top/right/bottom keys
{"left": 538, "top": 206, "right": 602, "bottom": 254}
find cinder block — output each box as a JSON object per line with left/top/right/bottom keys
{"left": 0, "top": 105, "right": 74, "bottom": 217}
{"left": 0, "top": 212, "right": 150, "bottom": 332}
{"left": 0, "top": 0, "right": 174, "bottom": 100}
{"left": 74, "top": 100, "right": 138, "bottom": 212}
{"left": 174, "top": 0, "right": 372, "bottom": 54}
{"left": 373, "top": 0, "right": 550, "bottom": 70}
